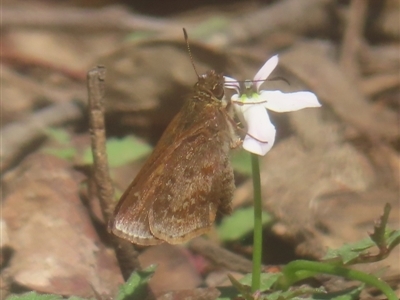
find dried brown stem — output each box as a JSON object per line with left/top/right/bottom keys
{"left": 360, "top": 44, "right": 400, "bottom": 75}
{"left": 87, "top": 66, "right": 139, "bottom": 280}
{"left": 322, "top": 244, "right": 395, "bottom": 266}
{"left": 0, "top": 101, "right": 83, "bottom": 173}
{"left": 280, "top": 43, "right": 399, "bottom": 141}
{"left": 360, "top": 73, "right": 400, "bottom": 97}
{"left": 2, "top": 66, "right": 84, "bottom": 108}
{"left": 87, "top": 66, "right": 114, "bottom": 220}
{"left": 215, "top": 0, "right": 331, "bottom": 46}
{"left": 3, "top": 5, "right": 181, "bottom": 33}
{"left": 188, "top": 237, "right": 253, "bottom": 273}
{"left": 2, "top": 51, "right": 86, "bottom": 82}
{"left": 339, "top": 0, "right": 368, "bottom": 79}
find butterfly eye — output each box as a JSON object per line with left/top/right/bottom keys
{"left": 212, "top": 83, "right": 224, "bottom": 100}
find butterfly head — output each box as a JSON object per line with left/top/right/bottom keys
{"left": 194, "top": 70, "right": 225, "bottom": 104}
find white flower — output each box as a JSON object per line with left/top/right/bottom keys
{"left": 224, "top": 55, "right": 321, "bottom": 156}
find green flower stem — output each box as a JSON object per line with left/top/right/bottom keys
{"left": 251, "top": 153, "right": 262, "bottom": 291}
{"left": 278, "top": 260, "right": 397, "bottom": 300}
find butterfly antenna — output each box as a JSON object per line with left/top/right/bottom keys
{"left": 268, "top": 76, "right": 291, "bottom": 85}
{"left": 183, "top": 28, "right": 200, "bottom": 79}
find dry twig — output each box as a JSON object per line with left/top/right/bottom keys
{"left": 360, "top": 73, "right": 400, "bottom": 97}
{"left": 87, "top": 66, "right": 139, "bottom": 280}
{"left": 210, "top": 0, "right": 332, "bottom": 46}
{"left": 2, "top": 5, "right": 181, "bottom": 34}
{"left": 0, "top": 101, "right": 83, "bottom": 173}
{"left": 2, "top": 51, "right": 86, "bottom": 82}
{"left": 189, "top": 237, "right": 253, "bottom": 273}
{"left": 339, "top": 0, "right": 368, "bottom": 79}
{"left": 87, "top": 67, "right": 114, "bottom": 219}
{"left": 2, "top": 66, "right": 84, "bottom": 107}
{"left": 280, "top": 43, "right": 399, "bottom": 141}
{"left": 360, "top": 44, "right": 400, "bottom": 75}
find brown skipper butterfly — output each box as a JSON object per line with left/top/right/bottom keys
{"left": 108, "top": 29, "right": 238, "bottom": 245}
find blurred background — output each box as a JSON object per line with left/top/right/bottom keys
{"left": 1, "top": 0, "right": 399, "bottom": 299}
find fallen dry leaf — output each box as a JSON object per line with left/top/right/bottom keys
{"left": 2, "top": 153, "right": 123, "bottom": 297}
{"left": 138, "top": 244, "right": 202, "bottom": 296}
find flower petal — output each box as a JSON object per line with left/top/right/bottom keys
{"left": 240, "top": 104, "right": 276, "bottom": 155}
{"left": 261, "top": 90, "right": 321, "bottom": 113}
{"left": 224, "top": 76, "right": 240, "bottom": 94}
{"left": 254, "top": 55, "right": 279, "bottom": 91}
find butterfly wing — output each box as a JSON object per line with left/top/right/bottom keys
{"left": 108, "top": 107, "right": 189, "bottom": 245}
{"left": 109, "top": 105, "right": 234, "bottom": 245}
{"left": 148, "top": 121, "right": 234, "bottom": 244}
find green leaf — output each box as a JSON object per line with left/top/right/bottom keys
{"left": 116, "top": 265, "right": 156, "bottom": 300}
{"left": 216, "top": 286, "right": 241, "bottom": 300}
{"left": 83, "top": 136, "right": 152, "bottom": 167}
{"left": 259, "top": 286, "right": 325, "bottom": 300}
{"left": 387, "top": 229, "right": 400, "bottom": 250}
{"left": 42, "top": 147, "right": 77, "bottom": 160}
{"left": 217, "top": 207, "right": 273, "bottom": 241}
{"left": 323, "top": 204, "right": 400, "bottom": 265}
{"left": 44, "top": 128, "right": 71, "bottom": 145}
{"left": 6, "top": 293, "right": 62, "bottom": 300}
{"left": 42, "top": 127, "right": 76, "bottom": 161}
{"left": 6, "top": 292, "right": 86, "bottom": 300}
{"left": 231, "top": 150, "right": 252, "bottom": 175}
{"left": 369, "top": 203, "right": 392, "bottom": 249}
{"left": 311, "top": 285, "right": 363, "bottom": 300}
{"left": 323, "top": 203, "right": 400, "bottom": 265}
{"left": 106, "top": 136, "right": 152, "bottom": 167}
{"left": 240, "top": 273, "right": 281, "bottom": 292}
{"left": 322, "top": 237, "right": 375, "bottom": 264}
{"left": 125, "top": 31, "right": 155, "bottom": 42}
{"left": 227, "top": 274, "right": 252, "bottom": 300}
{"left": 191, "top": 17, "right": 229, "bottom": 38}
